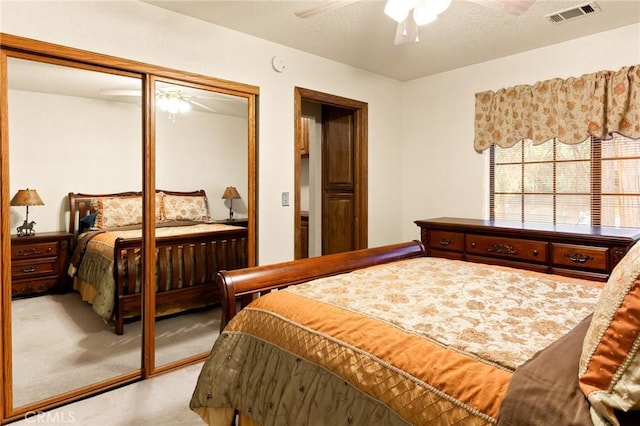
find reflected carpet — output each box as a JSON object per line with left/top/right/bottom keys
{"left": 11, "top": 293, "right": 220, "bottom": 408}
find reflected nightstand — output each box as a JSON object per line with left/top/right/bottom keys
{"left": 213, "top": 218, "right": 248, "bottom": 227}
{"left": 10, "top": 231, "right": 73, "bottom": 298}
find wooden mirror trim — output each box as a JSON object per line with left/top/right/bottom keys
{"left": 0, "top": 33, "right": 258, "bottom": 421}
{"left": 1, "top": 49, "right": 9, "bottom": 424}
{"left": 0, "top": 34, "right": 259, "bottom": 95}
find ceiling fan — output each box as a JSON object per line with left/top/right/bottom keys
{"left": 295, "top": 0, "right": 537, "bottom": 44}
{"left": 99, "top": 87, "right": 238, "bottom": 114}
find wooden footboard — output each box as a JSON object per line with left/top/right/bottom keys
{"left": 216, "top": 240, "right": 426, "bottom": 331}
{"left": 69, "top": 190, "right": 249, "bottom": 335}
{"left": 114, "top": 227, "right": 248, "bottom": 335}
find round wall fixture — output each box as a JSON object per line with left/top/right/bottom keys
{"left": 271, "top": 56, "right": 286, "bottom": 73}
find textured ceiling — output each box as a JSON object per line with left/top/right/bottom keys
{"left": 145, "top": 0, "right": 640, "bottom": 81}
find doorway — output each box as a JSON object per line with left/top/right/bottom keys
{"left": 294, "top": 87, "right": 368, "bottom": 259}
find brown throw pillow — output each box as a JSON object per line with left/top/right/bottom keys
{"left": 498, "top": 314, "right": 594, "bottom": 426}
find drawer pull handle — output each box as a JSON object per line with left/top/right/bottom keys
{"left": 487, "top": 244, "right": 518, "bottom": 255}
{"left": 16, "top": 248, "right": 44, "bottom": 257}
{"left": 533, "top": 250, "right": 538, "bottom": 256}
{"left": 471, "top": 242, "right": 476, "bottom": 248}
{"left": 439, "top": 238, "right": 452, "bottom": 246}
{"left": 22, "top": 266, "right": 38, "bottom": 273}
{"left": 565, "top": 253, "right": 593, "bottom": 264}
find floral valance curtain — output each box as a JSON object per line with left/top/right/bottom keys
{"left": 474, "top": 65, "right": 640, "bottom": 152}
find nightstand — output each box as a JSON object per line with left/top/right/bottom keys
{"left": 214, "top": 218, "right": 248, "bottom": 227}
{"left": 10, "top": 232, "right": 73, "bottom": 298}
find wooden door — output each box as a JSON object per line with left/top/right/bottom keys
{"left": 322, "top": 105, "right": 355, "bottom": 254}
{"left": 294, "top": 87, "right": 367, "bottom": 260}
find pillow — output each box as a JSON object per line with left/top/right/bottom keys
{"left": 498, "top": 314, "right": 593, "bottom": 426}
{"left": 155, "top": 192, "right": 166, "bottom": 223}
{"left": 96, "top": 196, "right": 143, "bottom": 229}
{"left": 163, "top": 194, "right": 209, "bottom": 222}
{"left": 78, "top": 212, "right": 98, "bottom": 234}
{"left": 92, "top": 193, "right": 166, "bottom": 228}
{"left": 579, "top": 241, "right": 640, "bottom": 426}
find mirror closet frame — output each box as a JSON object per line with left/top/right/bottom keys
{"left": 0, "top": 33, "right": 258, "bottom": 423}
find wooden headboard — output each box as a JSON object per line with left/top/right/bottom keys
{"left": 68, "top": 189, "right": 207, "bottom": 236}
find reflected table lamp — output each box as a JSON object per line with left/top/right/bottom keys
{"left": 11, "top": 188, "right": 44, "bottom": 237}
{"left": 221, "top": 186, "right": 241, "bottom": 221}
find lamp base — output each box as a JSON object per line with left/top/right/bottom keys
{"left": 16, "top": 219, "right": 37, "bottom": 237}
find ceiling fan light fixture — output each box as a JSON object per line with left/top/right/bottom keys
{"left": 157, "top": 91, "right": 191, "bottom": 114}
{"left": 384, "top": 0, "right": 413, "bottom": 23}
{"left": 177, "top": 99, "right": 191, "bottom": 114}
{"left": 431, "top": 0, "right": 453, "bottom": 15}
{"left": 413, "top": 1, "right": 437, "bottom": 26}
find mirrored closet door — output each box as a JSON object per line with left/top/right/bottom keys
{"left": 1, "top": 34, "right": 257, "bottom": 422}
{"left": 153, "top": 79, "right": 250, "bottom": 369}
{"left": 6, "top": 56, "right": 144, "bottom": 411}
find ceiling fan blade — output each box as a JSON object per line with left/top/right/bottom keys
{"left": 295, "top": 0, "right": 360, "bottom": 18}
{"left": 466, "top": 0, "right": 536, "bottom": 16}
{"left": 99, "top": 89, "right": 141, "bottom": 96}
{"left": 394, "top": 14, "right": 419, "bottom": 45}
{"left": 193, "top": 94, "right": 239, "bottom": 102}
{"left": 188, "top": 99, "right": 217, "bottom": 113}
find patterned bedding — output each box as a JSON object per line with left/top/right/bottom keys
{"left": 69, "top": 223, "right": 240, "bottom": 320}
{"left": 190, "top": 257, "right": 604, "bottom": 425}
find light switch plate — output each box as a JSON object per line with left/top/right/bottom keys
{"left": 282, "top": 192, "right": 289, "bottom": 206}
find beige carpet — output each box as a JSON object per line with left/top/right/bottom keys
{"left": 11, "top": 293, "right": 220, "bottom": 409}
{"left": 11, "top": 362, "right": 206, "bottom": 426}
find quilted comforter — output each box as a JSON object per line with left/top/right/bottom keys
{"left": 68, "top": 222, "right": 239, "bottom": 320}
{"left": 190, "top": 257, "right": 604, "bottom": 425}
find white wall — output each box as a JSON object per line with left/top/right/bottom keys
{"left": 401, "top": 23, "right": 640, "bottom": 242}
{"left": 156, "top": 110, "right": 248, "bottom": 220}
{"left": 1, "top": 0, "right": 404, "bottom": 265}
{"left": 7, "top": 89, "right": 246, "bottom": 233}
{"left": 8, "top": 90, "right": 142, "bottom": 232}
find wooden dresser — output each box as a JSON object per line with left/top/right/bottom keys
{"left": 10, "top": 232, "right": 73, "bottom": 297}
{"left": 415, "top": 217, "right": 640, "bottom": 281}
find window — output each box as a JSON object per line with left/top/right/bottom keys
{"left": 490, "top": 133, "right": 640, "bottom": 228}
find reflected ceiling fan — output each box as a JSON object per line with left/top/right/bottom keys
{"left": 295, "top": 0, "right": 537, "bottom": 44}
{"left": 99, "top": 87, "right": 237, "bottom": 114}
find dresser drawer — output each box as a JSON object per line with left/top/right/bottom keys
{"left": 466, "top": 234, "right": 548, "bottom": 263}
{"left": 11, "top": 258, "right": 58, "bottom": 280}
{"left": 551, "top": 243, "right": 608, "bottom": 272}
{"left": 428, "top": 231, "right": 464, "bottom": 252}
{"left": 12, "top": 277, "right": 59, "bottom": 297}
{"left": 11, "top": 241, "right": 58, "bottom": 259}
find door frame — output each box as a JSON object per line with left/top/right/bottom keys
{"left": 294, "top": 87, "right": 368, "bottom": 259}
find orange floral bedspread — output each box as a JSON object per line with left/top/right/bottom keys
{"left": 191, "top": 257, "right": 603, "bottom": 425}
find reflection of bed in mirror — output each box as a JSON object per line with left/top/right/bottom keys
{"left": 68, "top": 189, "right": 248, "bottom": 335}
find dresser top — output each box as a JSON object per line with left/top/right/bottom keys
{"left": 415, "top": 217, "right": 640, "bottom": 242}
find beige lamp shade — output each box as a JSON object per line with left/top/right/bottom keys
{"left": 221, "top": 186, "right": 241, "bottom": 200}
{"left": 10, "top": 189, "right": 44, "bottom": 207}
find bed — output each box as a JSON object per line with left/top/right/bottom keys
{"left": 190, "top": 240, "right": 640, "bottom": 426}
{"left": 67, "top": 190, "right": 248, "bottom": 335}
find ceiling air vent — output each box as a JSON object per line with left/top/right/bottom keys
{"left": 545, "top": 1, "right": 601, "bottom": 24}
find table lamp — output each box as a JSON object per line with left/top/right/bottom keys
{"left": 221, "top": 186, "right": 241, "bottom": 221}
{"left": 11, "top": 188, "right": 44, "bottom": 236}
